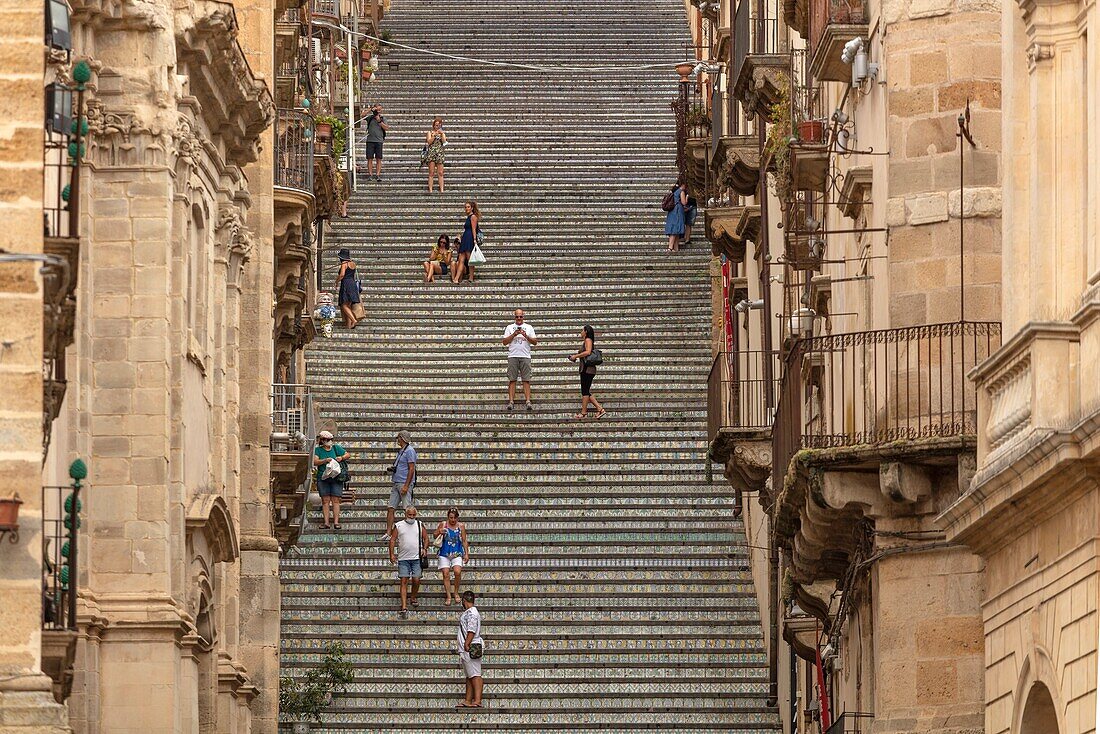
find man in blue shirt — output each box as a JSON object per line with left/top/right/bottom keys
{"left": 382, "top": 430, "right": 417, "bottom": 539}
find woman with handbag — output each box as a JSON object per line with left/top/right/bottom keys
{"left": 434, "top": 507, "right": 470, "bottom": 606}
{"left": 336, "top": 248, "right": 362, "bottom": 328}
{"left": 313, "top": 430, "right": 352, "bottom": 530}
{"left": 451, "top": 201, "right": 481, "bottom": 284}
{"left": 568, "top": 325, "right": 606, "bottom": 420}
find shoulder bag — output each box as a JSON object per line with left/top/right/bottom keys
{"left": 417, "top": 520, "right": 431, "bottom": 571}
{"left": 583, "top": 348, "right": 603, "bottom": 367}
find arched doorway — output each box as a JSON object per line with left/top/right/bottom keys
{"left": 1019, "top": 682, "right": 1059, "bottom": 734}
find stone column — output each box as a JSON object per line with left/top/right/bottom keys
{"left": 234, "top": 1, "right": 281, "bottom": 729}
{"left": 0, "top": 0, "right": 70, "bottom": 728}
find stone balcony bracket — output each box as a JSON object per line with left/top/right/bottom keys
{"left": 712, "top": 134, "right": 763, "bottom": 198}
{"left": 774, "top": 439, "right": 977, "bottom": 584}
{"left": 712, "top": 427, "right": 773, "bottom": 496}
{"left": 734, "top": 54, "right": 790, "bottom": 119}
{"left": 939, "top": 320, "right": 1100, "bottom": 553}
{"left": 836, "top": 165, "right": 872, "bottom": 220}
{"left": 685, "top": 136, "right": 710, "bottom": 199}
{"left": 705, "top": 205, "right": 748, "bottom": 263}
{"left": 736, "top": 204, "right": 762, "bottom": 244}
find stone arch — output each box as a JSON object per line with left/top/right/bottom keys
{"left": 1012, "top": 646, "right": 1067, "bottom": 734}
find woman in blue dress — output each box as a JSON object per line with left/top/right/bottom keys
{"left": 664, "top": 180, "right": 688, "bottom": 252}
{"left": 434, "top": 507, "right": 469, "bottom": 605}
{"left": 335, "top": 247, "right": 360, "bottom": 328}
{"left": 451, "top": 200, "right": 481, "bottom": 284}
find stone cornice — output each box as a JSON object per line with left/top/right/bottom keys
{"left": 968, "top": 320, "right": 1079, "bottom": 384}
{"left": 174, "top": 1, "right": 275, "bottom": 168}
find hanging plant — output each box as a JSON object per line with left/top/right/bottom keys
{"left": 312, "top": 114, "right": 347, "bottom": 161}
{"left": 763, "top": 75, "right": 793, "bottom": 204}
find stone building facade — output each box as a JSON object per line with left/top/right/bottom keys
{"left": 694, "top": 0, "right": 1006, "bottom": 727}
{"left": 937, "top": 0, "right": 1100, "bottom": 727}
{"left": 0, "top": 0, "right": 364, "bottom": 730}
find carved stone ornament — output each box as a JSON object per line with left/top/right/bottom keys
{"left": 1025, "top": 43, "right": 1054, "bottom": 68}
{"left": 216, "top": 203, "right": 255, "bottom": 279}
{"left": 85, "top": 102, "right": 169, "bottom": 168}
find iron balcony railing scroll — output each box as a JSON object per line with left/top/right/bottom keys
{"left": 708, "top": 350, "right": 781, "bottom": 444}
{"left": 772, "top": 321, "right": 1002, "bottom": 485}
{"left": 275, "top": 108, "right": 315, "bottom": 194}
{"left": 271, "top": 382, "right": 316, "bottom": 453}
{"left": 791, "top": 48, "right": 825, "bottom": 125}
{"left": 312, "top": 0, "right": 340, "bottom": 20}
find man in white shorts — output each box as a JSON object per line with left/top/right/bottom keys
{"left": 455, "top": 591, "right": 484, "bottom": 708}
{"left": 502, "top": 309, "right": 537, "bottom": 411}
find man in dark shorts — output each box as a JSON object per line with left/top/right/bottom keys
{"left": 364, "top": 104, "right": 388, "bottom": 181}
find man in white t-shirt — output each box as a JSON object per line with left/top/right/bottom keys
{"left": 388, "top": 506, "right": 428, "bottom": 618}
{"left": 455, "top": 591, "right": 484, "bottom": 708}
{"left": 502, "top": 309, "right": 538, "bottom": 411}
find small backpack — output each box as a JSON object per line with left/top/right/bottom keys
{"left": 661, "top": 189, "right": 676, "bottom": 212}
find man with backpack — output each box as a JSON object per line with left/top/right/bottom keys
{"left": 455, "top": 591, "right": 485, "bottom": 708}
{"left": 389, "top": 505, "right": 430, "bottom": 618}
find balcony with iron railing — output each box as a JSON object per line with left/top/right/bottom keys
{"left": 271, "top": 383, "right": 317, "bottom": 550}
{"left": 708, "top": 350, "right": 781, "bottom": 514}
{"left": 40, "top": 461, "right": 86, "bottom": 704}
{"left": 312, "top": 0, "right": 340, "bottom": 25}
{"left": 732, "top": 0, "right": 788, "bottom": 119}
{"left": 673, "top": 77, "right": 712, "bottom": 198}
{"left": 807, "top": 0, "right": 867, "bottom": 82}
{"left": 826, "top": 712, "right": 874, "bottom": 734}
{"left": 770, "top": 321, "right": 1001, "bottom": 582}
{"left": 788, "top": 48, "right": 830, "bottom": 192}
{"left": 275, "top": 108, "right": 315, "bottom": 197}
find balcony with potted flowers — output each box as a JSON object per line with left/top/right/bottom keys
{"left": 788, "top": 50, "right": 830, "bottom": 193}
{"left": 673, "top": 62, "right": 712, "bottom": 200}
{"left": 732, "top": 0, "right": 789, "bottom": 120}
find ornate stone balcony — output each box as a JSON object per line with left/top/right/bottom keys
{"left": 708, "top": 351, "right": 780, "bottom": 514}
{"left": 705, "top": 204, "right": 748, "bottom": 262}
{"left": 770, "top": 322, "right": 1001, "bottom": 585}
{"left": 731, "top": 0, "right": 789, "bottom": 118}
{"left": 735, "top": 203, "right": 761, "bottom": 244}
{"left": 712, "top": 134, "right": 762, "bottom": 198}
{"left": 807, "top": 0, "right": 868, "bottom": 83}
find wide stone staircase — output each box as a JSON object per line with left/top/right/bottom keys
{"left": 280, "top": 0, "right": 780, "bottom": 730}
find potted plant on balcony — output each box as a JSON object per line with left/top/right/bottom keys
{"left": 0, "top": 493, "right": 21, "bottom": 530}
{"left": 279, "top": 642, "right": 355, "bottom": 732}
{"left": 797, "top": 119, "right": 826, "bottom": 145}
{"left": 686, "top": 103, "right": 712, "bottom": 133}
{"left": 763, "top": 76, "right": 793, "bottom": 204}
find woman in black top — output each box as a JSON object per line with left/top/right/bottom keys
{"left": 568, "top": 325, "right": 606, "bottom": 420}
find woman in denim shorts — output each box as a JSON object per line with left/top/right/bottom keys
{"left": 313, "top": 430, "right": 350, "bottom": 530}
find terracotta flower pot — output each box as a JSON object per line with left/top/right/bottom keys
{"left": 315, "top": 122, "right": 333, "bottom": 142}
{"left": 0, "top": 495, "right": 23, "bottom": 529}
{"left": 675, "top": 62, "right": 695, "bottom": 80}
{"left": 798, "top": 120, "right": 825, "bottom": 144}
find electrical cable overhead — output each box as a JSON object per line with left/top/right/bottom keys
{"left": 356, "top": 30, "right": 696, "bottom": 73}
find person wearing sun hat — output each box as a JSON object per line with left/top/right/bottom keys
{"left": 335, "top": 247, "right": 361, "bottom": 328}
{"left": 313, "top": 430, "right": 350, "bottom": 529}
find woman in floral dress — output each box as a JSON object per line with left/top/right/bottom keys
{"left": 425, "top": 117, "right": 447, "bottom": 193}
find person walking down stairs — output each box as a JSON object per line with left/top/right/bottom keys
{"left": 663, "top": 179, "right": 688, "bottom": 252}
{"left": 364, "top": 104, "right": 389, "bottom": 181}
{"left": 381, "top": 430, "right": 417, "bottom": 540}
{"left": 434, "top": 507, "right": 469, "bottom": 606}
{"left": 455, "top": 591, "right": 484, "bottom": 709}
{"left": 502, "top": 309, "right": 538, "bottom": 411}
{"left": 424, "top": 117, "right": 447, "bottom": 193}
{"left": 389, "top": 506, "right": 429, "bottom": 618}
{"left": 312, "top": 430, "right": 350, "bottom": 530}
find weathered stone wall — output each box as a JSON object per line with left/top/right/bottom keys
{"left": 0, "top": 0, "right": 71, "bottom": 728}
{"left": 882, "top": 2, "right": 1003, "bottom": 326}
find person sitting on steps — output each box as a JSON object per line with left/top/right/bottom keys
{"left": 423, "top": 234, "right": 452, "bottom": 283}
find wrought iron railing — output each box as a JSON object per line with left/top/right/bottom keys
{"left": 708, "top": 351, "right": 780, "bottom": 443}
{"left": 826, "top": 712, "right": 874, "bottom": 734}
{"left": 772, "top": 321, "right": 1002, "bottom": 482}
{"left": 275, "top": 108, "right": 315, "bottom": 193}
{"left": 808, "top": 0, "right": 867, "bottom": 64}
{"left": 732, "top": 0, "right": 750, "bottom": 85}
{"left": 312, "top": 0, "right": 340, "bottom": 19}
{"left": 271, "top": 383, "right": 316, "bottom": 453}
{"left": 42, "top": 470, "right": 85, "bottom": 631}
{"left": 791, "top": 48, "right": 825, "bottom": 125}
